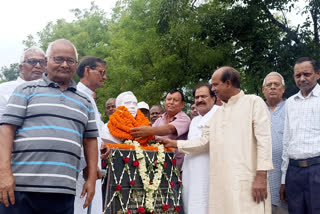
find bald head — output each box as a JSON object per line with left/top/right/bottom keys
{"left": 211, "top": 66, "right": 241, "bottom": 103}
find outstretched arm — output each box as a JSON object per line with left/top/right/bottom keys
{"left": 130, "top": 124, "right": 176, "bottom": 138}
{"left": 0, "top": 124, "right": 17, "bottom": 207}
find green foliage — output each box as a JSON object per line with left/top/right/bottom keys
{"left": 0, "top": 63, "right": 20, "bottom": 81}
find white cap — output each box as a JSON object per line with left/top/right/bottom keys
{"left": 137, "top": 101, "right": 149, "bottom": 110}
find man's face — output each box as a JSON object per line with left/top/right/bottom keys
{"left": 150, "top": 106, "right": 163, "bottom": 124}
{"left": 47, "top": 42, "right": 77, "bottom": 84}
{"left": 106, "top": 99, "right": 116, "bottom": 117}
{"left": 189, "top": 104, "right": 198, "bottom": 119}
{"left": 262, "top": 75, "right": 285, "bottom": 104}
{"left": 211, "top": 71, "right": 229, "bottom": 103}
{"left": 195, "top": 86, "right": 215, "bottom": 116}
{"left": 86, "top": 63, "right": 107, "bottom": 90}
{"left": 164, "top": 92, "right": 184, "bottom": 116}
{"left": 294, "top": 61, "right": 319, "bottom": 95}
{"left": 20, "top": 52, "right": 46, "bottom": 81}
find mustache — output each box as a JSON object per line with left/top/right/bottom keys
{"left": 196, "top": 101, "right": 206, "bottom": 106}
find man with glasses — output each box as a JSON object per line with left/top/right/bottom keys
{"left": 0, "top": 46, "right": 46, "bottom": 119}
{"left": 75, "top": 56, "right": 108, "bottom": 214}
{"left": 262, "top": 72, "right": 288, "bottom": 214}
{"left": 0, "top": 39, "right": 100, "bottom": 214}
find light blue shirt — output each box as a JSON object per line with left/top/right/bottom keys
{"left": 268, "top": 101, "right": 286, "bottom": 207}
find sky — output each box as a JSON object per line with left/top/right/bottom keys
{"left": 0, "top": 0, "right": 117, "bottom": 69}
{"left": 0, "top": 0, "right": 306, "bottom": 69}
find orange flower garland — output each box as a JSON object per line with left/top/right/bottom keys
{"left": 105, "top": 143, "right": 174, "bottom": 152}
{"left": 107, "top": 106, "right": 154, "bottom": 146}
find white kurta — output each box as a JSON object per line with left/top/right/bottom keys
{"left": 178, "top": 91, "right": 273, "bottom": 214}
{"left": 75, "top": 82, "right": 103, "bottom": 214}
{"left": 182, "top": 105, "right": 219, "bottom": 214}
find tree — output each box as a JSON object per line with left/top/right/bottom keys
{"left": 0, "top": 63, "right": 20, "bottom": 81}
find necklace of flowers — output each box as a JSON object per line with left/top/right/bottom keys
{"left": 125, "top": 140, "right": 165, "bottom": 213}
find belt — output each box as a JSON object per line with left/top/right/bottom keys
{"left": 289, "top": 156, "right": 320, "bottom": 168}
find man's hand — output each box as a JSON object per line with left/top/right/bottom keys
{"left": 80, "top": 178, "right": 96, "bottom": 208}
{"left": 0, "top": 170, "right": 16, "bottom": 207}
{"left": 100, "top": 144, "right": 110, "bottom": 160}
{"left": 280, "top": 184, "right": 287, "bottom": 204}
{"left": 157, "top": 138, "right": 178, "bottom": 148}
{"left": 252, "top": 171, "right": 268, "bottom": 203}
{"left": 130, "top": 126, "right": 153, "bottom": 138}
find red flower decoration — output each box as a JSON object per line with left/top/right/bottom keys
{"left": 174, "top": 206, "right": 181, "bottom": 211}
{"left": 123, "top": 157, "right": 130, "bottom": 164}
{"left": 162, "top": 204, "right": 170, "bottom": 211}
{"left": 137, "top": 206, "right": 146, "bottom": 214}
{"left": 133, "top": 160, "right": 139, "bottom": 167}
{"left": 149, "top": 181, "right": 153, "bottom": 185}
{"left": 178, "top": 181, "right": 182, "bottom": 185}
{"left": 115, "top": 184, "right": 122, "bottom": 191}
{"left": 163, "top": 162, "right": 168, "bottom": 168}
{"left": 154, "top": 160, "right": 158, "bottom": 163}
{"left": 130, "top": 180, "right": 136, "bottom": 186}
{"left": 101, "top": 161, "right": 107, "bottom": 168}
{"left": 169, "top": 182, "right": 175, "bottom": 188}
{"left": 126, "top": 210, "right": 131, "bottom": 214}
{"left": 171, "top": 158, "right": 176, "bottom": 165}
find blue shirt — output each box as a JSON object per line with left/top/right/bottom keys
{"left": 268, "top": 101, "right": 286, "bottom": 207}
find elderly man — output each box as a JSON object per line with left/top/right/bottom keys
{"left": 262, "top": 72, "right": 288, "bottom": 214}
{"left": 161, "top": 67, "right": 273, "bottom": 214}
{"left": 0, "top": 46, "right": 46, "bottom": 119}
{"left": 183, "top": 83, "right": 219, "bottom": 214}
{"left": 189, "top": 103, "right": 198, "bottom": 119}
{"left": 105, "top": 98, "right": 116, "bottom": 118}
{"left": 280, "top": 57, "right": 320, "bottom": 213}
{"left": 75, "top": 56, "right": 109, "bottom": 214}
{"left": 0, "top": 39, "right": 99, "bottom": 214}
{"left": 130, "top": 89, "right": 191, "bottom": 171}
{"left": 150, "top": 105, "right": 164, "bottom": 124}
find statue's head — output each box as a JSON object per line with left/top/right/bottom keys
{"left": 116, "top": 91, "right": 138, "bottom": 117}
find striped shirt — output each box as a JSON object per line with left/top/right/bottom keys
{"left": 281, "top": 84, "right": 320, "bottom": 184}
{"left": 1, "top": 73, "right": 98, "bottom": 195}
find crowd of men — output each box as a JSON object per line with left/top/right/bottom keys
{"left": 0, "top": 38, "right": 319, "bottom": 214}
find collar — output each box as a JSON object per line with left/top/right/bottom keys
{"left": 77, "top": 82, "right": 94, "bottom": 96}
{"left": 42, "top": 73, "right": 77, "bottom": 92}
{"left": 160, "top": 111, "right": 183, "bottom": 122}
{"left": 16, "top": 77, "right": 25, "bottom": 83}
{"left": 294, "top": 83, "right": 320, "bottom": 100}
{"left": 223, "top": 90, "right": 244, "bottom": 106}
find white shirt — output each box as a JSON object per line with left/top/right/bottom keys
{"left": 75, "top": 82, "right": 103, "bottom": 214}
{"left": 0, "top": 77, "right": 25, "bottom": 119}
{"left": 182, "top": 105, "right": 219, "bottom": 214}
{"left": 281, "top": 84, "right": 320, "bottom": 184}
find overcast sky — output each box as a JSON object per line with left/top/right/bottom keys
{"left": 0, "top": 0, "right": 117, "bottom": 69}
{"left": 0, "top": 0, "right": 305, "bottom": 69}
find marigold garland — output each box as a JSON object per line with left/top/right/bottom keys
{"left": 105, "top": 143, "right": 174, "bottom": 152}
{"left": 108, "top": 106, "right": 154, "bottom": 146}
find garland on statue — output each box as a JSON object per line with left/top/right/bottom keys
{"left": 108, "top": 106, "right": 154, "bottom": 146}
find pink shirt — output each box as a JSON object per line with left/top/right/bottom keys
{"left": 153, "top": 111, "right": 191, "bottom": 170}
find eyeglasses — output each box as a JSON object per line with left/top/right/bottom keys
{"left": 24, "top": 58, "right": 47, "bottom": 67}
{"left": 265, "top": 82, "right": 282, "bottom": 88}
{"left": 51, "top": 56, "right": 77, "bottom": 66}
{"left": 90, "top": 69, "right": 106, "bottom": 76}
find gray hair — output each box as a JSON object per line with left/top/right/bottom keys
{"left": 263, "top": 72, "right": 285, "bottom": 86}
{"left": 19, "top": 46, "right": 45, "bottom": 64}
{"left": 46, "top": 39, "right": 78, "bottom": 61}
{"left": 105, "top": 98, "right": 116, "bottom": 106}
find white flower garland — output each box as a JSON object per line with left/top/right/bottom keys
{"left": 125, "top": 140, "right": 165, "bottom": 212}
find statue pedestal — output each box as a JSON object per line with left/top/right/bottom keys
{"left": 103, "top": 149, "right": 183, "bottom": 214}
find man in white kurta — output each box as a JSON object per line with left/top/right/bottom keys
{"left": 75, "top": 56, "right": 108, "bottom": 214}
{"left": 183, "top": 83, "right": 219, "bottom": 214}
{"left": 161, "top": 67, "right": 273, "bottom": 214}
